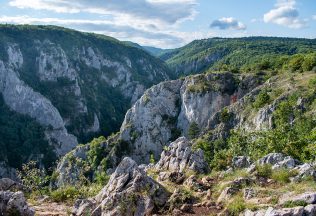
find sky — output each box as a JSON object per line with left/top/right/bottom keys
{"left": 0, "top": 0, "right": 315, "bottom": 48}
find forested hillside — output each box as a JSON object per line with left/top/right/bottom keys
{"left": 160, "top": 37, "right": 316, "bottom": 76}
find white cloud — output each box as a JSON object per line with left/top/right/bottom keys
{"left": 313, "top": 15, "right": 316, "bottom": 20}
{"left": 263, "top": 0, "right": 307, "bottom": 29}
{"left": 210, "top": 17, "right": 246, "bottom": 30}
{"left": 6, "top": 0, "right": 201, "bottom": 48}
{"left": 0, "top": 15, "right": 212, "bottom": 48}
{"left": 9, "top": 0, "right": 197, "bottom": 25}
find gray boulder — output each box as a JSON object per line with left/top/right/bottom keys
{"left": 232, "top": 156, "right": 252, "bottom": 169}
{"left": 279, "top": 192, "right": 316, "bottom": 205}
{"left": 0, "top": 191, "right": 34, "bottom": 216}
{"left": 292, "top": 163, "right": 316, "bottom": 181}
{"left": 72, "top": 157, "right": 169, "bottom": 216}
{"left": 304, "top": 204, "right": 316, "bottom": 215}
{"left": 257, "top": 153, "right": 297, "bottom": 170}
{"left": 155, "top": 137, "right": 209, "bottom": 174}
{"left": 0, "top": 178, "right": 25, "bottom": 191}
{"left": 245, "top": 205, "right": 316, "bottom": 216}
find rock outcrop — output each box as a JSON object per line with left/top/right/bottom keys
{"left": 0, "top": 191, "right": 35, "bottom": 216}
{"left": 118, "top": 72, "right": 262, "bottom": 164}
{"left": 0, "top": 178, "right": 25, "bottom": 191}
{"left": 72, "top": 157, "right": 169, "bottom": 216}
{"left": 155, "top": 137, "right": 209, "bottom": 174}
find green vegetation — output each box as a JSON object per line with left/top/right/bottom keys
{"left": 17, "top": 161, "right": 49, "bottom": 194}
{"left": 160, "top": 37, "right": 316, "bottom": 76}
{"left": 282, "top": 200, "right": 308, "bottom": 208}
{"left": 149, "top": 153, "right": 155, "bottom": 164}
{"left": 256, "top": 164, "right": 272, "bottom": 178}
{"left": 227, "top": 195, "right": 246, "bottom": 216}
{"left": 188, "top": 122, "right": 200, "bottom": 139}
{"left": 87, "top": 136, "right": 107, "bottom": 170}
{"left": 271, "top": 169, "right": 298, "bottom": 184}
{"left": 0, "top": 95, "right": 56, "bottom": 169}
{"left": 220, "top": 107, "right": 232, "bottom": 123}
{"left": 252, "top": 89, "right": 271, "bottom": 109}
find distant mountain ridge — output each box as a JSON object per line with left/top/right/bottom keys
{"left": 158, "top": 37, "right": 316, "bottom": 76}
{"left": 123, "top": 41, "right": 171, "bottom": 57}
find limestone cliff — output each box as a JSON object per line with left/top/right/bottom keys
{"left": 0, "top": 25, "right": 172, "bottom": 174}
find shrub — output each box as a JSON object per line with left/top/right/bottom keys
{"left": 256, "top": 164, "right": 272, "bottom": 178}
{"left": 149, "top": 153, "right": 155, "bottom": 164}
{"left": 87, "top": 136, "right": 106, "bottom": 170}
{"left": 210, "top": 149, "right": 233, "bottom": 171}
{"left": 253, "top": 90, "right": 270, "bottom": 109}
{"left": 220, "top": 107, "right": 231, "bottom": 123}
{"left": 271, "top": 169, "right": 298, "bottom": 184}
{"left": 309, "top": 77, "right": 316, "bottom": 88}
{"left": 17, "top": 161, "right": 49, "bottom": 193}
{"left": 50, "top": 186, "right": 81, "bottom": 203}
{"left": 227, "top": 195, "right": 246, "bottom": 216}
{"left": 188, "top": 122, "right": 200, "bottom": 139}
{"left": 94, "top": 171, "right": 110, "bottom": 185}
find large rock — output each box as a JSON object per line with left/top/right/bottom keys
{"left": 232, "top": 156, "right": 252, "bottom": 169}
{"left": 279, "top": 192, "right": 316, "bottom": 205}
{"left": 72, "top": 157, "right": 169, "bottom": 216}
{"left": 155, "top": 137, "right": 209, "bottom": 174}
{"left": 0, "top": 191, "right": 34, "bottom": 215}
{"left": 292, "top": 163, "right": 316, "bottom": 181}
{"left": 0, "top": 178, "right": 25, "bottom": 191}
{"left": 257, "top": 153, "right": 298, "bottom": 170}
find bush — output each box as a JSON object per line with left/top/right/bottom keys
{"left": 253, "top": 90, "right": 270, "bottom": 109}
{"left": 227, "top": 195, "right": 246, "bottom": 216}
{"left": 271, "top": 169, "right": 298, "bottom": 183}
{"left": 94, "top": 171, "right": 110, "bottom": 185}
{"left": 50, "top": 186, "right": 81, "bottom": 203}
{"left": 188, "top": 122, "right": 200, "bottom": 139}
{"left": 87, "top": 136, "right": 106, "bottom": 170}
{"left": 17, "top": 161, "right": 49, "bottom": 193}
{"left": 210, "top": 149, "right": 233, "bottom": 171}
{"left": 220, "top": 107, "right": 231, "bottom": 123}
{"left": 149, "top": 153, "right": 155, "bottom": 164}
{"left": 256, "top": 164, "right": 272, "bottom": 178}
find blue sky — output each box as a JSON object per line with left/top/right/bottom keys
{"left": 0, "top": 0, "right": 315, "bottom": 48}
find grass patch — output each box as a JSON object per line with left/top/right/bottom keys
{"left": 271, "top": 169, "right": 298, "bottom": 184}
{"left": 282, "top": 200, "right": 308, "bottom": 208}
{"left": 256, "top": 164, "right": 272, "bottom": 178}
{"left": 50, "top": 183, "right": 103, "bottom": 204}
{"left": 227, "top": 195, "right": 246, "bottom": 216}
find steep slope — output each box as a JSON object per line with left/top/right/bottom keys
{"left": 55, "top": 71, "right": 265, "bottom": 186}
{"left": 55, "top": 70, "right": 316, "bottom": 187}
{"left": 160, "top": 37, "right": 316, "bottom": 76}
{"left": 0, "top": 25, "right": 172, "bottom": 173}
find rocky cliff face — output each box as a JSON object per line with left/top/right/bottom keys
{"left": 55, "top": 72, "right": 265, "bottom": 186}
{"left": 118, "top": 72, "right": 262, "bottom": 163}
{"left": 0, "top": 25, "right": 172, "bottom": 174}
